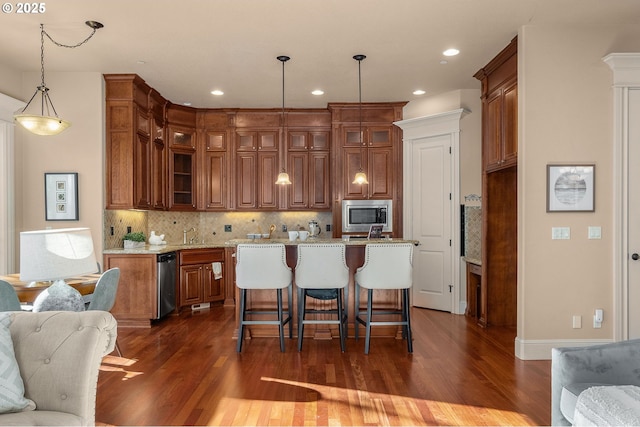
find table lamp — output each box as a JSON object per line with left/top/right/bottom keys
{"left": 20, "top": 228, "right": 97, "bottom": 311}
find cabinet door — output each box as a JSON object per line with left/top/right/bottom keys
{"left": 368, "top": 147, "right": 393, "bottom": 199}
{"left": 203, "top": 151, "right": 227, "bottom": 210}
{"left": 483, "top": 89, "right": 503, "bottom": 172}
{"left": 368, "top": 126, "right": 392, "bottom": 147}
{"left": 180, "top": 265, "right": 203, "bottom": 306}
{"left": 151, "top": 135, "right": 167, "bottom": 210}
{"left": 134, "top": 130, "right": 152, "bottom": 209}
{"left": 343, "top": 147, "right": 368, "bottom": 199}
{"left": 203, "top": 263, "right": 224, "bottom": 303}
{"left": 309, "top": 131, "right": 330, "bottom": 150}
{"left": 169, "top": 148, "right": 197, "bottom": 210}
{"left": 258, "top": 152, "right": 278, "bottom": 209}
{"left": 236, "top": 152, "right": 257, "bottom": 209}
{"left": 502, "top": 81, "right": 518, "bottom": 168}
{"left": 288, "top": 152, "right": 309, "bottom": 209}
{"left": 309, "top": 152, "right": 330, "bottom": 209}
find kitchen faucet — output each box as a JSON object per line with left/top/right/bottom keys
{"left": 183, "top": 227, "right": 196, "bottom": 244}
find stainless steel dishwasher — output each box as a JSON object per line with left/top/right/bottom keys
{"left": 156, "top": 252, "right": 176, "bottom": 319}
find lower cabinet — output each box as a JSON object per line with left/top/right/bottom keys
{"left": 179, "top": 249, "right": 225, "bottom": 309}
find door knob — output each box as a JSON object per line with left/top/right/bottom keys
{"left": 633, "top": 253, "right": 639, "bottom": 261}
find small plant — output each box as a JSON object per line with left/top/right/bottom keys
{"left": 123, "top": 232, "right": 146, "bottom": 242}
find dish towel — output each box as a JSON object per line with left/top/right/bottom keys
{"left": 212, "top": 262, "right": 223, "bottom": 280}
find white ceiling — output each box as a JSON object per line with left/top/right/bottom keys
{"left": 1, "top": 0, "right": 639, "bottom": 109}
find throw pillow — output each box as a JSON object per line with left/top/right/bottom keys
{"left": 32, "top": 280, "right": 85, "bottom": 312}
{"left": 0, "top": 313, "right": 36, "bottom": 413}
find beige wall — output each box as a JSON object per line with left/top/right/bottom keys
{"left": 517, "top": 23, "right": 640, "bottom": 357}
{"left": 10, "top": 71, "right": 105, "bottom": 272}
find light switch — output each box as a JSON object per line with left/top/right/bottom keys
{"left": 588, "top": 226, "right": 602, "bottom": 239}
{"left": 552, "top": 227, "right": 571, "bottom": 240}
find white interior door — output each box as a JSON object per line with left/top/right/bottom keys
{"left": 411, "top": 135, "right": 453, "bottom": 311}
{"left": 628, "top": 89, "right": 640, "bottom": 338}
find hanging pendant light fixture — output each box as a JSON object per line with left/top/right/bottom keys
{"left": 275, "top": 55, "right": 292, "bottom": 185}
{"left": 14, "top": 21, "right": 104, "bottom": 136}
{"left": 352, "top": 54, "right": 369, "bottom": 185}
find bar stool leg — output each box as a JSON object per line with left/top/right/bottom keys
{"left": 287, "top": 284, "right": 293, "bottom": 339}
{"left": 364, "top": 289, "right": 373, "bottom": 355}
{"left": 404, "top": 288, "right": 413, "bottom": 353}
{"left": 355, "top": 283, "right": 361, "bottom": 341}
{"left": 277, "top": 289, "right": 285, "bottom": 352}
{"left": 237, "top": 289, "right": 247, "bottom": 352}
{"left": 337, "top": 289, "right": 345, "bottom": 352}
{"left": 297, "top": 288, "right": 306, "bottom": 351}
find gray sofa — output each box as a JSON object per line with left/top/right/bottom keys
{"left": 0, "top": 311, "right": 117, "bottom": 426}
{"left": 551, "top": 339, "right": 640, "bottom": 425}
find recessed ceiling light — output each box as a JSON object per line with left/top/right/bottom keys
{"left": 183, "top": 102, "right": 192, "bottom": 106}
{"left": 311, "top": 89, "right": 324, "bottom": 96}
{"left": 413, "top": 90, "right": 426, "bottom": 96}
{"left": 440, "top": 60, "right": 449, "bottom": 65}
{"left": 211, "top": 90, "right": 224, "bottom": 96}
{"left": 136, "top": 60, "right": 146, "bottom": 65}
{"left": 443, "top": 48, "right": 460, "bottom": 57}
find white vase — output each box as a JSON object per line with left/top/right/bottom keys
{"left": 124, "top": 240, "right": 145, "bottom": 249}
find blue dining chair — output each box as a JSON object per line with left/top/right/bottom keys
{"left": 0, "top": 279, "right": 22, "bottom": 311}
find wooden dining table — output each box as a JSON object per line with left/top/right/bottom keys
{"left": 1, "top": 273, "right": 101, "bottom": 304}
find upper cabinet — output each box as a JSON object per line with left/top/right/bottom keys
{"left": 328, "top": 102, "right": 406, "bottom": 237}
{"left": 167, "top": 104, "right": 198, "bottom": 211}
{"left": 105, "top": 74, "right": 159, "bottom": 210}
{"left": 104, "top": 74, "right": 403, "bottom": 219}
{"left": 474, "top": 39, "right": 518, "bottom": 172}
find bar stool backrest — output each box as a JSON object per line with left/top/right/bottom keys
{"left": 236, "top": 244, "right": 292, "bottom": 289}
{"left": 356, "top": 244, "right": 414, "bottom": 290}
{"left": 295, "top": 244, "right": 349, "bottom": 289}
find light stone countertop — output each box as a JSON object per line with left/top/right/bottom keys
{"left": 103, "top": 237, "right": 418, "bottom": 255}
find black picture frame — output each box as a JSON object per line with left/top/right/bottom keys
{"left": 45, "top": 172, "right": 79, "bottom": 220}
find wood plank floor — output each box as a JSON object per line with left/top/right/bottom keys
{"left": 96, "top": 306, "right": 550, "bottom": 426}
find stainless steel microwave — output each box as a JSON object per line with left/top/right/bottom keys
{"left": 342, "top": 199, "right": 392, "bottom": 233}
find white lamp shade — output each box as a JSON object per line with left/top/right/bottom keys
{"left": 20, "top": 227, "right": 97, "bottom": 282}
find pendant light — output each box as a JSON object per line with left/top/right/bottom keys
{"left": 275, "top": 55, "right": 292, "bottom": 185}
{"left": 14, "top": 21, "right": 104, "bottom": 136}
{"left": 352, "top": 54, "right": 369, "bottom": 185}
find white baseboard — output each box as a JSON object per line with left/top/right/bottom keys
{"left": 514, "top": 337, "right": 614, "bottom": 360}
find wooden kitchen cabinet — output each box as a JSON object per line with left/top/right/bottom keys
{"left": 474, "top": 37, "right": 518, "bottom": 328}
{"left": 286, "top": 130, "right": 330, "bottom": 209}
{"left": 329, "top": 102, "right": 406, "bottom": 237}
{"left": 474, "top": 39, "right": 517, "bottom": 172}
{"left": 105, "top": 74, "right": 166, "bottom": 210}
{"left": 103, "top": 253, "right": 158, "bottom": 328}
{"left": 234, "top": 128, "right": 280, "bottom": 210}
{"left": 179, "top": 249, "right": 225, "bottom": 309}
{"left": 167, "top": 105, "right": 198, "bottom": 211}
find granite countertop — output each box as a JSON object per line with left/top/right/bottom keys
{"left": 463, "top": 257, "right": 482, "bottom": 266}
{"left": 103, "top": 237, "right": 419, "bottom": 255}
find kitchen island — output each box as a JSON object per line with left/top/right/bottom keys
{"left": 104, "top": 238, "right": 417, "bottom": 337}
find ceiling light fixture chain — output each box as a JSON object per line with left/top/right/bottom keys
{"left": 352, "top": 54, "right": 369, "bottom": 185}
{"left": 275, "top": 55, "right": 292, "bottom": 185}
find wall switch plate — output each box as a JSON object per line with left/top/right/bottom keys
{"left": 552, "top": 227, "right": 570, "bottom": 240}
{"left": 282, "top": 224, "right": 287, "bottom": 232}
{"left": 224, "top": 225, "right": 232, "bottom": 232}
{"left": 573, "top": 315, "right": 582, "bottom": 329}
{"left": 588, "top": 226, "right": 602, "bottom": 239}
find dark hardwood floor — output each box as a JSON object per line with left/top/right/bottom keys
{"left": 96, "top": 306, "right": 550, "bottom": 426}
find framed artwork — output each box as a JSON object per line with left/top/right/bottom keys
{"left": 45, "top": 172, "right": 79, "bottom": 220}
{"left": 546, "top": 165, "right": 595, "bottom": 212}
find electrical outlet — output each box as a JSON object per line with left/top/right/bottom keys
{"left": 282, "top": 224, "right": 287, "bottom": 232}
{"left": 224, "top": 225, "right": 232, "bottom": 232}
{"left": 326, "top": 224, "right": 331, "bottom": 232}
{"left": 110, "top": 226, "right": 114, "bottom": 236}
{"left": 126, "top": 226, "right": 132, "bottom": 234}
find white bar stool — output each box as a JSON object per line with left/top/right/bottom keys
{"left": 354, "top": 243, "right": 414, "bottom": 354}
{"left": 235, "top": 244, "right": 293, "bottom": 352}
{"left": 295, "top": 243, "right": 350, "bottom": 352}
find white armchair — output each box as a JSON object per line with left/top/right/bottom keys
{"left": 0, "top": 311, "right": 117, "bottom": 426}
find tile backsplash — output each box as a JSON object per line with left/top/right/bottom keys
{"left": 464, "top": 206, "right": 482, "bottom": 262}
{"left": 103, "top": 210, "right": 332, "bottom": 249}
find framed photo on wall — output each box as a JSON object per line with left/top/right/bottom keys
{"left": 45, "top": 172, "right": 79, "bottom": 220}
{"left": 546, "top": 164, "right": 595, "bottom": 212}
